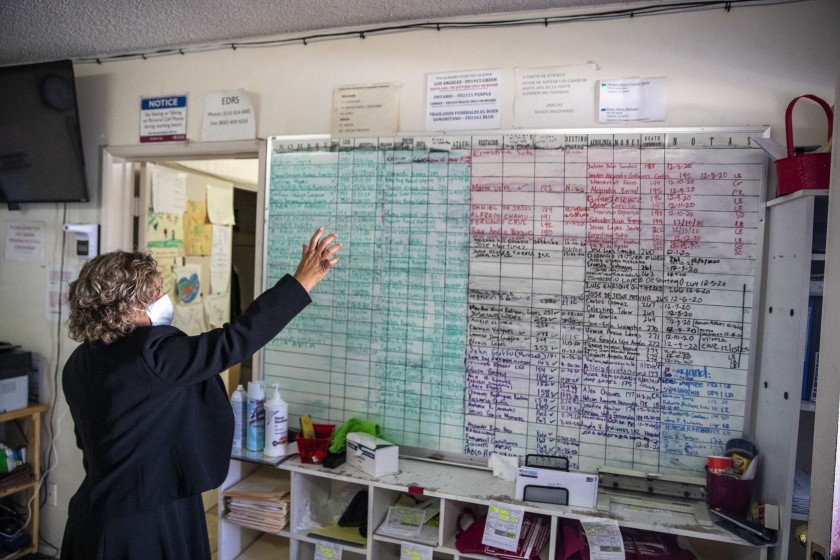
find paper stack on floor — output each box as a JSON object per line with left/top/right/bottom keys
{"left": 223, "top": 468, "right": 290, "bottom": 533}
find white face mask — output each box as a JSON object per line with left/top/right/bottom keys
{"left": 145, "top": 294, "right": 174, "bottom": 326}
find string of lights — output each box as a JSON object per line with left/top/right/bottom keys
{"left": 78, "top": 0, "right": 802, "bottom": 64}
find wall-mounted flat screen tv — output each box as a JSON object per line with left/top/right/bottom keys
{"left": 0, "top": 59, "right": 89, "bottom": 204}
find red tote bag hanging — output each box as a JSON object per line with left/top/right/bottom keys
{"left": 775, "top": 94, "right": 833, "bottom": 196}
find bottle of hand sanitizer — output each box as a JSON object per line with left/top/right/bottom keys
{"left": 263, "top": 384, "right": 288, "bottom": 457}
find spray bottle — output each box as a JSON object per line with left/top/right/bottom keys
{"left": 263, "top": 384, "right": 289, "bottom": 457}
{"left": 230, "top": 384, "right": 246, "bottom": 450}
{"left": 246, "top": 381, "right": 265, "bottom": 452}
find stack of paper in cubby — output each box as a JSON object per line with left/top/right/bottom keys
{"left": 223, "top": 468, "right": 291, "bottom": 533}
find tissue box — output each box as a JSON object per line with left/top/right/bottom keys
{"left": 345, "top": 432, "right": 398, "bottom": 477}
{"left": 515, "top": 467, "right": 599, "bottom": 508}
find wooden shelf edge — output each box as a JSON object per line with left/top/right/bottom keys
{"left": 0, "top": 479, "right": 37, "bottom": 500}
{"left": 0, "top": 403, "right": 48, "bottom": 424}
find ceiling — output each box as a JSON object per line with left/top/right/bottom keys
{"left": 1, "top": 0, "right": 657, "bottom": 67}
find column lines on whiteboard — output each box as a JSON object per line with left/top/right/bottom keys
{"left": 334, "top": 150, "right": 344, "bottom": 420}
{"left": 739, "top": 284, "right": 746, "bottom": 369}
{"left": 631, "top": 137, "right": 642, "bottom": 469}
{"left": 528, "top": 142, "right": 537, "bottom": 461}
{"left": 655, "top": 139, "right": 667, "bottom": 470}
{"left": 554, "top": 142, "right": 583, "bottom": 468}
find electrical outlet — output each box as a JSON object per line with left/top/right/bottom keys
{"left": 46, "top": 483, "right": 57, "bottom": 507}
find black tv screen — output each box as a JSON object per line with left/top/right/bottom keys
{"left": 0, "top": 59, "right": 89, "bottom": 204}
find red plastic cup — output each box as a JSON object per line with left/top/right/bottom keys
{"left": 707, "top": 456, "right": 731, "bottom": 475}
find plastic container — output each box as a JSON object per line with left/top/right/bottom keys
{"left": 246, "top": 381, "right": 265, "bottom": 452}
{"left": 296, "top": 424, "right": 335, "bottom": 464}
{"left": 263, "top": 384, "right": 288, "bottom": 457}
{"left": 775, "top": 94, "right": 833, "bottom": 196}
{"left": 230, "top": 384, "right": 246, "bottom": 450}
{"left": 707, "top": 470, "right": 754, "bottom": 517}
{"left": 725, "top": 438, "right": 757, "bottom": 475}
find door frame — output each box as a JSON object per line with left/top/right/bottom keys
{"left": 100, "top": 139, "right": 265, "bottom": 257}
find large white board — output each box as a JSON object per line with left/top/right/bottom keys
{"left": 262, "top": 128, "right": 767, "bottom": 475}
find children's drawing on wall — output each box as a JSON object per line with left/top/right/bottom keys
{"left": 147, "top": 212, "right": 183, "bottom": 248}
{"left": 151, "top": 167, "right": 187, "bottom": 214}
{"left": 183, "top": 199, "right": 212, "bottom": 255}
{"left": 206, "top": 183, "right": 235, "bottom": 226}
{"left": 172, "top": 303, "right": 207, "bottom": 335}
{"left": 148, "top": 247, "right": 179, "bottom": 296}
{"left": 210, "top": 225, "right": 232, "bottom": 294}
{"left": 204, "top": 292, "right": 230, "bottom": 328}
{"left": 174, "top": 263, "right": 202, "bottom": 304}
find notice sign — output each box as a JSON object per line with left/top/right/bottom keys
{"left": 426, "top": 69, "right": 501, "bottom": 131}
{"left": 598, "top": 77, "right": 666, "bottom": 123}
{"left": 514, "top": 63, "right": 597, "bottom": 128}
{"left": 331, "top": 83, "right": 401, "bottom": 138}
{"left": 140, "top": 95, "right": 187, "bottom": 142}
{"left": 202, "top": 89, "right": 255, "bottom": 141}
{"left": 4, "top": 220, "right": 44, "bottom": 262}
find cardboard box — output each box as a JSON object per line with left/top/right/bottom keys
{"left": 345, "top": 432, "right": 398, "bottom": 477}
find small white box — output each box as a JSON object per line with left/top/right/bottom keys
{"left": 345, "top": 432, "right": 399, "bottom": 477}
{"left": 515, "top": 467, "right": 599, "bottom": 508}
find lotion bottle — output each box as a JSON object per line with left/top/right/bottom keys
{"left": 246, "top": 381, "right": 265, "bottom": 451}
{"left": 263, "top": 384, "right": 288, "bottom": 457}
{"left": 230, "top": 384, "right": 246, "bottom": 450}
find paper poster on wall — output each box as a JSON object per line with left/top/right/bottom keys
{"left": 140, "top": 95, "right": 187, "bottom": 143}
{"left": 183, "top": 200, "right": 212, "bottom": 255}
{"left": 174, "top": 263, "right": 202, "bottom": 304}
{"left": 426, "top": 69, "right": 501, "bottom": 130}
{"left": 202, "top": 89, "right": 256, "bottom": 141}
{"left": 148, "top": 247, "right": 179, "bottom": 295}
{"left": 598, "top": 77, "right": 666, "bottom": 123}
{"left": 147, "top": 212, "right": 183, "bottom": 248}
{"left": 206, "top": 183, "right": 235, "bottom": 226}
{"left": 46, "top": 267, "right": 75, "bottom": 319}
{"left": 151, "top": 168, "right": 187, "bottom": 214}
{"left": 210, "top": 225, "right": 232, "bottom": 294}
{"left": 514, "top": 63, "right": 597, "bottom": 128}
{"left": 331, "top": 82, "right": 401, "bottom": 138}
{"left": 204, "top": 292, "right": 230, "bottom": 328}
{"left": 173, "top": 303, "right": 206, "bottom": 335}
{"left": 5, "top": 220, "right": 45, "bottom": 262}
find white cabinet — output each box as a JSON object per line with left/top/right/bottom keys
{"left": 752, "top": 189, "right": 828, "bottom": 560}
{"left": 218, "top": 455, "right": 769, "bottom": 560}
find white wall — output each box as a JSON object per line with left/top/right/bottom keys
{"left": 0, "top": 0, "right": 837, "bottom": 553}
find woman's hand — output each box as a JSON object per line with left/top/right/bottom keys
{"left": 293, "top": 228, "right": 341, "bottom": 293}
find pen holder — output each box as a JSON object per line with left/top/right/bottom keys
{"left": 707, "top": 470, "right": 754, "bottom": 517}
{"left": 296, "top": 424, "right": 335, "bottom": 464}
{"left": 775, "top": 94, "right": 833, "bottom": 196}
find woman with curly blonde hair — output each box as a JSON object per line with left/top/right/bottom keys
{"left": 61, "top": 228, "right": 340, "bottom": 560}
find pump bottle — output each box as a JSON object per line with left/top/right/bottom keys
{"left": 263, "top": 384, "right": 289, "bottom": 457}
{"left": 230, "top": 384, "right": 246, "bottom": 450}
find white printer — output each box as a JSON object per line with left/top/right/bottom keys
{"left": 0, "top": 348, "right": 30, "bottom": 413}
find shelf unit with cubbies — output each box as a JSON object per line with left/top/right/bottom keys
{"left": 218, "top": 453, "right": 770, "bottom": 560}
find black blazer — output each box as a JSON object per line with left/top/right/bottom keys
{"left": 62, "top": 274, "right": 310, "bottom": 517}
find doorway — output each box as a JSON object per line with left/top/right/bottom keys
{"left": 101, "top": 142, "right": 263, "bottom": 557}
